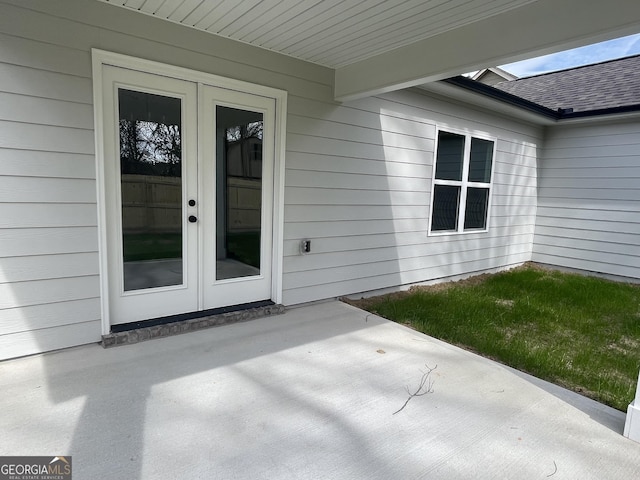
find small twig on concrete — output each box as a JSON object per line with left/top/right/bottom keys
{"left": 393, "top": 364, "right": 436, "bottom": 415}
{"left": 547, "top": 460, "right": 558, "bottom": 477}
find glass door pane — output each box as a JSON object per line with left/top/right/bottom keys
{"left": 118, "top": 89, "right": 184, "bottom": 291}
{"left": 216, "top": 106, "right": 263, "bottom": 280}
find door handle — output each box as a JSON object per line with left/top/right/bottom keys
{"left": 188, "top": 215, "right": 197, "bottom": 223}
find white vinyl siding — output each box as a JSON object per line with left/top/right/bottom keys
{"left": 283, "top": 89, "right": 540, "bottom": 304}
{"left": 0, "top": 0, "right": 540, "bottom": 359}
{"left": 532, "top": 120, "right": 640, "bottom": 279}
{"left": 0, "top": 3, "right": 101, "bottom": 359}
{"left": 0, "top": 0, "right": 329, "bottom": 359}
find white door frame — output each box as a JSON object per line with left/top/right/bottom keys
{"left": 92, "top": 49, "right": 287, "bottom": 334}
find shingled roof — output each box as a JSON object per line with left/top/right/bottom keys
{"left": 491, "top": 54, "right": 640, "bottom": 113}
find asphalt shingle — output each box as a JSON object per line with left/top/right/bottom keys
{"left": 492, "top": 54, "right": 640, "bottom": 113}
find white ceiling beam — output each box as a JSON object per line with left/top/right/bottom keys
{"left": 334, "top": 0, "right": 640, "bottom": 102}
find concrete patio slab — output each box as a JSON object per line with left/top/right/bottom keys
{"left": 1, "top": 300, "right": 638, "bottom": 479}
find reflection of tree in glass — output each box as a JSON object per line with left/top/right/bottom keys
{"left": 225, "top": 121, "right": 263, "bottom": 142}
{"left": 120, "top": 119, "right": 182, "bottom": 177}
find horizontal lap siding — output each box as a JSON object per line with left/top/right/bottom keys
{"left": 283, "top": 88, "right": 541, "bottom": 304}
{"left": 0, "top": 0, "right": 332, "bottom": 359}
{"left": 1, "top": 0, "right": 541, "bottom": 358}
{"left": 532, "top": 120, "right": 640, "bottom": 279}
{"left": 0, "top": 2, "right": 102, "bottom": 358}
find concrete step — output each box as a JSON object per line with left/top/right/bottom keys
{"left": 102, "top": 304, "right": 286, "bottom": 347}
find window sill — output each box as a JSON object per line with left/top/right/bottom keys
{"left": 428, "top": 228, "right": 490, "bottom": 237}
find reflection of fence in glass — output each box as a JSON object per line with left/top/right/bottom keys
{"left": 121, "top": 174, "right": 261, "bottom": 234}
{"left": 118, "top": 91, "right": 184, "bottom": 262}
{"left": 121, "top": 174, "right": 182, "bottom": 264}
{"left": 121, "top": 175, "right": 182, "bottom": 233}
{"left": 225, "top": 133, "right": 263, "bottom": 234}
{"left": 118, "top": 90, "right": 185, "bottom": 288}
{"left": 220, "top": 113, "right": 264, "bottom": 274}
{"left": 226, "top": 177, "right": 261, "bottom": 232}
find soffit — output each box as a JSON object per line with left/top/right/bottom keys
{"left": 98, "top": 0, "right": 538, "bottom": 69}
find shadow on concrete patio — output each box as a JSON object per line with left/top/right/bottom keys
{"left": 1, "top": 300, "right": 639, "bottom": 479}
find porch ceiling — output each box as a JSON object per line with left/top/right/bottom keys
{"left": 99, "top": 0, "right": 536, "bottom": 69}
{"left": 100, "top": 0, "right": 640, "bottom": 101}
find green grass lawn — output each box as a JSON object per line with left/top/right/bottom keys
{"left": 347, "top": 264, "right": 640, "bottom": 411}
{"left": 122, "top": 231, "right": 260, "bottom": 267}
{"left": 123, "top": 233, "right": 182, "bottom": 262}
{"left": 226, "top": 231, "right": 261, "bottom": 268}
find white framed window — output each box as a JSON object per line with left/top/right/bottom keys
{"left": 429, "top": 129, "right": 495, "bottom": 234}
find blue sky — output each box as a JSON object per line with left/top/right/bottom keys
{"left": 498, "top": 33, "right": 640, "bottom": 77}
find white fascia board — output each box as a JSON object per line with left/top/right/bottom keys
{"left": 419, "top": 82, "right": 556, "bottom": 126}
{"left": 420, "top": 82, "right": 640, "bottom": 127}
{"left": 334, "top": 0, "right": 640, "bottom": 102}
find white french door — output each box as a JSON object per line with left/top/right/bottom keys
{"left": 101, "top": 65, "right": 275, "bottom": 326}
{"left": 200, "top": 86, "right": 274, "bottom": 309}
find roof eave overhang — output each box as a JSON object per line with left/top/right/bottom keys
{"left": 334, "top": 0, "right": 640, "bottom": 102}
{"left": 421, "top": 77, "right": 640, "bottom": 126}
{"left": 419, "top": 79, "right": 558, "bottom": 126}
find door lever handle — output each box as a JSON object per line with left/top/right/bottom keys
{"left": 188, "top": 215, "right": 197, "bottom": 223}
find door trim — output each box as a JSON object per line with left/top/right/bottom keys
{"left": 92, "top": 49, "right": 287, "bottom": 334}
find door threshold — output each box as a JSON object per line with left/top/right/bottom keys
{"left": 102, "top": 301, "right": 285, "bottom": 348}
